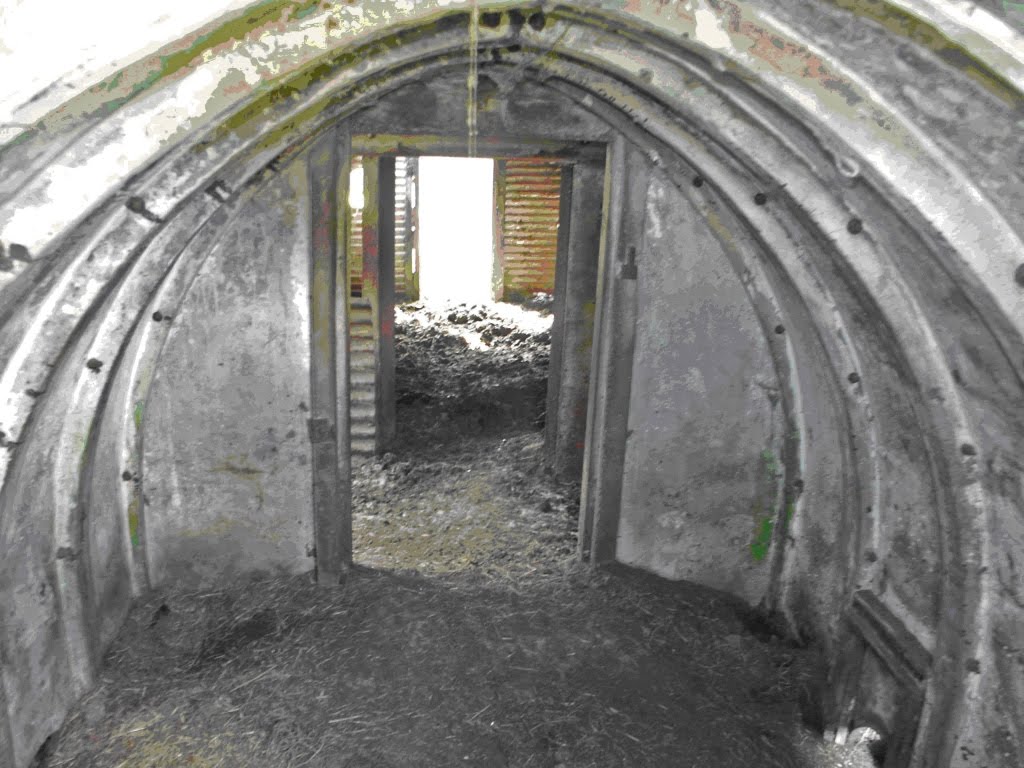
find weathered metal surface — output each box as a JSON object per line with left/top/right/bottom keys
{"left": 495, "top": 158, "right": 563, "bottom": 300}
{"left": 308, "top": 127, "right": 349, "bottom": 583}
{"left": 143, "top": 161, "right": 315, "bottom": 587}
{"left": 0, "top": 3, "right": 1021, "bottom": 767}
{"left": 348, "top": 155, "right": 416, "bottom": 299}
{"left": 616, "top": 169, "right": 785, "bottom": 605}
{"left": 548, "top": 159, "right": 604, "bottom": 482}
{"left": 394, "top": 156, "right": 418, "bottom": 301}
{"left": 358, "top": 157, "right": 398, "bottom": 455}
{"left": 580, "top": 137, "right": 644, "bottom": 565}
{"left": 374, "top": 157, "right": 397, "bottom": 454}
{"left": 825, "top": 589, "right": 935, "bottom": 766}
{"left": 334, "top": 129, "right": 354, "bottom": 561}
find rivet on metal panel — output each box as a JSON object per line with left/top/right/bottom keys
{"left": 847, "top": 218, "right": 864, "bottom": 235}
{"left": 837, "top": 156, "right": 861, "bottom": 180}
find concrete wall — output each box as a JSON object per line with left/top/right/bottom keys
{"left": 617, "top": 172, "right": 785, "bottom": 605}
{"left": 142, "top": 162, "right": 315, "bottom": 588}
{"left": 349, "top": 73, "right": 610, "bottom": 144}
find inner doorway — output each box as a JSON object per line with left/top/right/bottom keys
{"left": 346, "top": 149, "right": 586, "bottom": 575}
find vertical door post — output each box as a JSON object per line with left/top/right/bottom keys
{"left": 546, "top": 157, "right": 605, "bottom": 480}
{"left": 579, "top": 137, "right": 645, "bottom": 564}
{"left": 308, "top": 126, "right": 350, "bottom": 583}
{"left": 361, "top": 156, "right": 397, "bottom": 454}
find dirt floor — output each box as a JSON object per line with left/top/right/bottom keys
{"left": 40, "top": 300, "right": 879, "bottom": 768}
{"left": 387, "top": 300, "right": 553, "bottom": 453}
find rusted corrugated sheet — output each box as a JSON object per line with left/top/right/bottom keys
{"left": 349, "top": 155, "right": 416, "bottom": 300}
{"left": 496, "top": 158, "right": 562, "bottom": 300}
{"left": 394, "top": 157, "right": 418, "bottom": 300}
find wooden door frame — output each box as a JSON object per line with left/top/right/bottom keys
{"left": 312, "top": 132, "right": 639, "bottom": 575}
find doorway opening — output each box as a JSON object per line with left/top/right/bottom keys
{"left": 346, "top": 153, "right": 578, "bottom": 576}
{"left": 417, "top": 155, "right": 493, "bottom": 305}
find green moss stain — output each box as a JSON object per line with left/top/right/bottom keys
{"left": 104, "top": 71, "right": 124, "bottom": 92}
{"left": 97, "top": 0, "right": 318, "bottom": 97}
{"left": 291, "top": 0, "right": 322, "bottom": 21}
{"left": 78, "top": 426, "right": 92, "bottom": 460}
{"left": 205, "top": 17, "right": 468, "bottom": 148}
{"left": 751, "top": 517, "right": 774, "bottom": 561}
{"left": 751, "top": 450, "right": 788, "bottom": 560}
{"left": 128, "top": 497, "right": 141, "bottom": 547}
{"left": 51, "top": 0, "right": 328, "bottom": 135}
{"left": 133, "top": 401, "right": 144, "bottom": 431}
{"left": 156, "top": 0, "right": 318, "bottom": 78}
{"left": 785, "top": 501, "right": 796, "bottom": 522}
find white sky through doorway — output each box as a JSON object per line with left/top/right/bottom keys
{"left": 417, "top": 156, "right": 495, "bottom": 305}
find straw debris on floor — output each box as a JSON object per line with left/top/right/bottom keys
{"left": 39, "top": 301, "right": 877, "bottom": 768}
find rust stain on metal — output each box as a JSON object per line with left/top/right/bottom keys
{"left": 498, "top": 158, "right": 563, "bottom": 300}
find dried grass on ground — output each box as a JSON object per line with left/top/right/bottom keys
{"left": 40, "top": 301, "right": 876, "bottom": 768}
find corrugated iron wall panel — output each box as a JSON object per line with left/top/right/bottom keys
{"left": 394, "top": 157, "right": 418, "bottom": 300}
{"left": 498, "top": 158, "right": 562, "bottom": 300}
{"left": 349, "top": 155, "right": 417, "bottom": 300}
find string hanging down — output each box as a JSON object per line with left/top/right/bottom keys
{"left": 467, "top": 1, "right": 479, "bottom": 158}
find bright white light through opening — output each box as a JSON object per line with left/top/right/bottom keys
{"left": 417, "top": 156, "right": 495, "bottom": 305}
{"left": 348, "top": 165, "right": 364, "bottom": 210}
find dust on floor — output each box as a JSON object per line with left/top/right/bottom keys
{"left": 392, "top": 301, "right": 552, "bottom": 450}
{"left": 39, "top": 301, "right": 878, "bottom": 768}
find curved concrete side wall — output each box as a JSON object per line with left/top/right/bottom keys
{"left": 0, "top": 3, "right": 1021, "bottom": 767}
{"left": 142, "top": 162, "right": 315, "bottom": 589}
{"left": 617, "top": 170, "right": 786, "bottom": 604}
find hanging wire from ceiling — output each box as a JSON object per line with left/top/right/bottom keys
{"left": 467, "top": 0, "right": 479, "bottom": 158}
